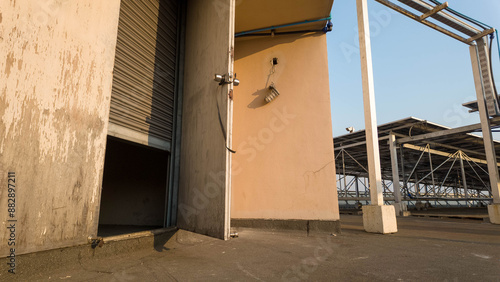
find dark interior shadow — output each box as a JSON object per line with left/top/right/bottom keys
{"left": 98, "top": 136, "right": 168, "bottom": 235}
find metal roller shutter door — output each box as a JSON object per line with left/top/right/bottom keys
{"left": 108, "top": 0, "right": 178, "bottom": 151}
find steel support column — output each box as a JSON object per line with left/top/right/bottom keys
{"left": 470, "top": 38, "right": 500, "bottom": 204}
{"left": 459, "top": 151, "right": 469, "bottom": 201}
{"left": 342, "top": 150, "right": 347, "bottom": 197}
{"left": 355, "top": 176, "right": 360, "bottom": 198}
{"left": 389, "top": 133, "right": 403, "bottom": 214}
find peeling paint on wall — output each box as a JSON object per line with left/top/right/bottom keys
{"left": 0, "top": 0, "right": 121, "bottom": 256}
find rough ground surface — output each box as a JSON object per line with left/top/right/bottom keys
{"left": 6, "top": 215, "right": 500, "bottom": 281}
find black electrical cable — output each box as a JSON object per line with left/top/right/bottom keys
{"left": 216, "top": 86, "right": 236, "bottom": 154}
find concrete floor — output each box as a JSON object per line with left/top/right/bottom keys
{"left": 10, "top": 215, "right": 500, "bottom": 281}
{"left": 409, "top": 207, "right": 489, "bottom": 220}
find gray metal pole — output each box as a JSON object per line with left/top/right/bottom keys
{"left": 342, "top": 150, "right": 347, "bottom": 197}
{"left": 355, "top": 176, "right": 360, "bottom": 198}
{"left": 459, "top": 151, "right": 469, "bottom": 201}
{"left": 400, "top": 146, "right": 406, "bottom": 198}
{"left": 454, "top": 179, "right": 458, "bottom": 199}
{"left": 428, "top": 145, "right": 436, "bottom": 194}
{"left": 415, "top": 172, "right": 419, "bottom": 197}
{"left": 389, "top": 133, "right": 402, "bottom": 211}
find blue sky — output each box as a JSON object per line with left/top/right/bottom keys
{"left": 327, "top": 0, "right": 500, "bottom": 138}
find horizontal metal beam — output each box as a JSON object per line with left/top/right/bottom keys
{"left": 334, "top": 136, "right": 389, "bottom": 151}
{"left": 398, "top": 117, "right": 500, "bottom": 144}
{"left": 466, "top": 28, "right": 496, "bottom": 43}
{"left": 397, "top": 119, "right": 500, "bottom": 143}
{"left": 424, "top": 140, "right": 488, "bottom": 159}
{"left": 398, "top": 0, "right": 481, "bottom": 36}
{"left": 374, "top": 0, "right": 471, "bottom": 44}
{"left": 402, "top": 143, "right": 500, "bottom": 166}
{"left": 419, "top": 1, "right": 448, "bottom": 21}
{"left": 339, "top": 197, "right": 492, "bottom": 201}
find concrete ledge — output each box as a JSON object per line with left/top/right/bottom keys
{"left": 362, "top": 205, "right": 398, "bottom": 234}
{"left": 488, "top": 204, "right": 500, "bottom": 224}
{"left": 231, "top": 219, "right": 341, "bottom": 235}
{"left": 0, "top": 227, "right": 177, "bottom": 279}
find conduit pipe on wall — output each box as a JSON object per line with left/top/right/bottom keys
{"left": 235, "top": 15, "right": 332, "bottom": 37}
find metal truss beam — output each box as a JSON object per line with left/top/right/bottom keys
{"left": 402, "top": 143, "right": 500, "bottom": 167}
{"left": 398, "top": 118, "right": 500, "bottom": 144}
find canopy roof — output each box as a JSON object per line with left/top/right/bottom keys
{"left": 235, "top": 0, "right": 333, "bottom": 35}
{"left": 334, "top": 117, "right": 500, "bottom": 191}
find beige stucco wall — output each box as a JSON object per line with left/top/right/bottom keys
{"left": 0, "top": 0, "right": 121, "bottom": 256}
{"left": 232, "top": 33, "right": 339, "bottom": 220}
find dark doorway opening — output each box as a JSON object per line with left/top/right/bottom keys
{"left": 98, "top": 136, "right": 169, "bottom": 237}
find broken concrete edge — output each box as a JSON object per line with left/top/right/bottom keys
{"left": 231, "top": 219, "right": 341, "bottom": 235}
{"left": 488, "top": 204, "right": 500, "bottom": 224}
{"left": 0, "top": 227, "right": 178, "bottom": 279}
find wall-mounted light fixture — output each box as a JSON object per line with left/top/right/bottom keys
{"left": 265, "top": 83, "right": 280, "bottom": 103}
{"left": 214, "top": 74, "right": 224, "bottom": 83}
{"left": 214, "top": 73, "right": 240, "bottom": 86}
{"left": 233, "top": 74, "right": 240, "bottom": 86}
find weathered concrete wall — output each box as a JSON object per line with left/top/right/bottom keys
{"left": 232, "top": 33, "right": 339, "bottom": 220}
{"left": 177, "top": 0, "right": 234, "bottom": 239}
{"left": 0, "top": 0, "right": 121, "bottom": 256}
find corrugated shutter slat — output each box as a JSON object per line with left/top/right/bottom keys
{"left": 108, "top": 0, "right": 178, "bottom": 151}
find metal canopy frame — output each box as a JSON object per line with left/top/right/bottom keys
{"left": 374, "top": 0, "right": 495, "bottom": 45}
{"left": 351, "top": 0, "right": 500, "bottom": 212}
{"left": 334, "top": 117, "right": 500, "bottom": 206}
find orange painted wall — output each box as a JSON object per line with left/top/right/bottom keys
{"left": 232, "top": 33, "right": 339, "bottom": 220}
